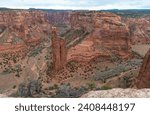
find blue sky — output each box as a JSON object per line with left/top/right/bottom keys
{"left": 0, "top": 0, "right": 150, "bottom": 10}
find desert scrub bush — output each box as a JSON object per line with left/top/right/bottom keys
{"left": 126, "top": 59, "right": 142, "bottom": 67}
{"left": 122, "top": 75, "right": 134, "bottom": 88}
{"left": 16, "top": 80, "right": 42, "bottom": 97}
{"left": 28, "top": 45, "right": 44, "bottom": 57}
{"left": 48, "top": 84, "right": 58, "bottom": 90}
{"left": 100, "top": 86, "right": 112, "bottom": 90}
{"left": 0, "top": 88, "right": 4, "bottom": 94}
{"left": 67, "top": 31, "right": 89, "bottom": 48}
{"left": 46, "top": 62, "right": 53, "bottom": 75}
{"left": 83, "top": 66, "right": 93, "bottom": 73}
{"left": 86, "top": 83, "right": 96, "bottom": 90}
{"left": 2, "top": 64, "right": 22, "bottom": 76}
{"left": 45, "top": 55, "right": 50, "bottom": 60}
{"left": 53, "top": 84, "right": 88, "bottom": 98}
{"left": 93, "top": 64, "right": 133, "bottom": 81}
{"left": 66, "top": 60, "right": 78, "bottom": 72}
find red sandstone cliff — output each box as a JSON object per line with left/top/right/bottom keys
{"left": 70, "top": 11, "right": 150, "bottom": 45}
{"left": 67, "top": 12, "right": 130, "bottom": 62}
{"left": 45, "top": 12, "right": 69, "bottom": 25}
{"left": 0, "top": 10, "right": 51, "bottom": 56}
{"left": 136, "top": 49, "right": 150, "bottom": 88}
{"left": 124, "top": 17, "right": 150, "bottom": 44}
{"left": 0, "top": 10, "right": 50, "bottom": 44}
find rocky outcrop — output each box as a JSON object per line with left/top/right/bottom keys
{"left": 136, "top": 49, "right": 150, "bottom": 88}
{"left": 0, "top": 94, "right": 7, "bottom": 98}
{"left": 0, "top": 10, "right": 51, "bottom": 59}
{"left": 0, "top": 10, "right": 50, "bottom": 38}
{"left": 125, "top": 17, "right": 150, "bottom": 44}
{"left": 45, "top": 11, "right": 69, "bottom": 25}
{"left": 82, "top": 88, "right": 150, "bottom": 98}
{"left": 92, "top": 12, "right": 130, "bottom": 58}
{"left": 70, "top": 12, "right": 94, "bottom": 32}
{"left": 67, "top": 12, "right": 130, "bottom": 62}
{"left": 51, "top": 27, "right": 67, "bottom": 72}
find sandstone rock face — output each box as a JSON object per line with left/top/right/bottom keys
{"left": 0, "top": 94, "right": 7, "bottom": 98}
{"left": 92, "top": 12, "right": 130, "bottom": 58}
{"left": 136, "top": 49, "right": 150, "bottom": 88}
{"left": 45, "top": 11, "right": 69, "bottom": 25}
{"left": 82, "top": 88, "right": 150, "bottom": 98}
{"left": 68, "top": 12, "right": 130, "bottom": 62}
{"left": 51, "top": 27, "right": 67, "bottom": 72}
{"left": 0, "top": 10, "right": 51, "bottom": 57}
{"left": 0, "top": 10, "right": 49, "bottom": 38}
{"left": 125, "top": 17, "right": 150, "bottom": 44}
{"left": 70, "top": 12, "right": 94, "bottom": 32}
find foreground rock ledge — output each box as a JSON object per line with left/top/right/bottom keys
{"left": 0, "top": 94, "right": 7, "bottom": 98}
{"left": 82, "top": 88, "right": 150, "bottom": 98}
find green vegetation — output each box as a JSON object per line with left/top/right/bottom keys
{"left": 52, "top": 83, "right": 88, "bottom": 98}
{"left": 66, "top": 60, "right": 78, "bottom": 73}
{"left": 48, "top": 84, "right": 58, "bottom": 90}
{"left": 86, "top": 83, "right": 96, "bottom": 90}
{"left": 46, "top": 62, "right": 53, "bottom": 76}
{"left": 2, "top": 64, "right": 22, "bottom": 77}
{"left": 0, "top": 88, "right": 4, "bottom": 94}
{"left": 100, "top": 86, "right": 112, "bottom": 90}
{"left": 93, "top": 59, "right": 142, "bottom": 82}
{"left": 16, "top": 80, "right": 42, "bottom": 97}
{"left": 28, "top": 45, "right": 45, "bottom": 57}
{"left": 60, "top": 28, "right": 89, "bottom": 48}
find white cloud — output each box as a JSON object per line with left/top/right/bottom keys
{"left": 0, "top": 0, "right": 150, "bottom": 9}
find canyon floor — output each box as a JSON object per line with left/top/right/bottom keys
{"left": 0, "top": 9, "right": 150, "bottom": 98}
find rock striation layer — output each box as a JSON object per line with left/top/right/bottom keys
{"left": 0, "top": 10, "right": 50, "bottom": 55}
{"left": 125, "top": 17, "right": 150, "bottom": 44}
{"left": 67, "top": 12, "right": 131, "bottom": 62}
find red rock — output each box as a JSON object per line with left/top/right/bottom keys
{"left": 124, "top": 17, "right": 150, "bottom": 44}
{"left": 68, "top": 12, "right": 130, "bottom": 61}
{"left": 51, "top": 27, "right": 67, "bottom": 72}
{"left": 0, "top": 10, "right": 51, "bottom": 57}
{"left": 45, "top": 12, "right": 69, "bottom": 25}
{"left": 136, "top": 49, "right": 150, "bottom": 88}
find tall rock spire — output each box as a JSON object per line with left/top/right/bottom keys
{"left": 51, "top": 27, "right": 67, "bottom": 73}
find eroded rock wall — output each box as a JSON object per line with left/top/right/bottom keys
{"left": 68, "top": 12, "right": 130, "bottom": 60}
{"left": 0, "top": 10, "right": 51, "bottom": 57}
{"left": 136, "top": 49, "right": 150, "bottom": 88}
{"left": 125, "top": 17, "right": 150, "bottom": 44}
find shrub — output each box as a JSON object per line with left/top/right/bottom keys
{"left": 0, "top": 88, "right": 4, "bottom": 94}
{"left": 53, "top": 84, "right": 88, "bottom": 98}
{"left": 93, "top": 62, "right": 139, "bottom": 81}
{"left": 49, "top": 84, "right": 58, "bottom": 90}
{"left": 86, "top": 83, "right": 96, "bottom": 90}
{"left": 100, "top": 86, "right": 112, "bottom": 90}
{"left": 17, "top": 80, "right": 42, "bottom": 97}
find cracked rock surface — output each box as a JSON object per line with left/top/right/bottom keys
{"left": 82, "top": 88, "right": 150, "bottom": 98}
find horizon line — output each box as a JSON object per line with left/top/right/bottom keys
{"left": 0, "top": 7, "right": 150, "bottom": 11}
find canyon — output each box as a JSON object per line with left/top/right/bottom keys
{"left": 0, "top": 9, "right": 150, "bottom": 97}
